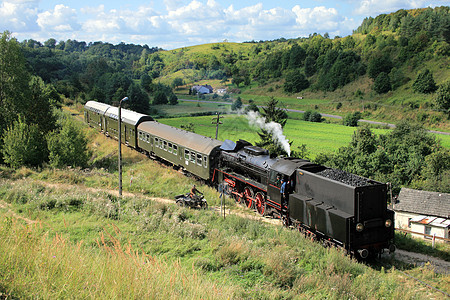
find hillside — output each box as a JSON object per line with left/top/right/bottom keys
{"left": 1, "top": 119, "right": 449, "bottom": 298}
{"left": 143, "top": 7, "right": 449, "bottom": 130}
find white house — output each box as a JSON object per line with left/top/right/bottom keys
{"left": 192, "top": 84, "right": 214, "bottom": 94}
{"left": 393, "top": 188, "right": 450, "bottom": 242}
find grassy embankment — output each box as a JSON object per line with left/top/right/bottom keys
{"left": 0, "top": 116, "right": 449, "bottom": 298}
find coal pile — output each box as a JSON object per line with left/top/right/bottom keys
{"left": 317, "top": 168, "right": 375, "bottom": 187}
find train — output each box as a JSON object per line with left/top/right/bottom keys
{"left": 84, "top": 100, "right": 396, "bottom": 258}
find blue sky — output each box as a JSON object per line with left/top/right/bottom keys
{"left": 1, "top": 0, "right": 447, "bottom": 49}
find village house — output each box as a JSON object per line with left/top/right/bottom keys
{"left": 192, "top": 84, "right": 214, "bottom": 94}
{"left": 393, "top": 188, "right": 450, "bottom": 242}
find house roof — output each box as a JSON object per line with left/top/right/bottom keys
{"left": 410, "top": 215, "right": 450, "bottom": 228}
{"left": 393, "top": 188, "right": 450, "bottom": 218}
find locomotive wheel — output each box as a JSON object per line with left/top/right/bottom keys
{"left": 243, "top": 187, "right": 254, "bottom": 209}
{"left": 254, "top": 192, "right": 266, "bottom": 216}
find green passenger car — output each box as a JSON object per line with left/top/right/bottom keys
{"left": 137, "top": 121, "right": 222, "bottom": 180}
{"left": 84, "top": 101, "right": 153, "bottom": 148}
{"left": 84, "top": 101, "right": 111, "bottom": 131}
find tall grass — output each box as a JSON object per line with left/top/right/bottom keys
{"left": 0, "top": 217, "right": 234, "bottom": 299}
{"left": 0, "top": 176, "right": 448, "bottom": 298}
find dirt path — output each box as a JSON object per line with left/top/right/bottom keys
{"left": 392, "top": 249, "right": 450, "bottom": 274}
{"left": 0, "top": 200, "right": 40, "bottom": 225}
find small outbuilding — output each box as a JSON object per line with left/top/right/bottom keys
{"left": 393, "top": 188, "right": 450, "bottom": 242}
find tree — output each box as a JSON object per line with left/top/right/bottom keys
{"left": 0, "top": 31, "right": 31, "bottom": 137}
{"left": 367, "top": 53, "right": 393, "bottom": 79}
{"left": 171, "top": 78, "right": 183, "bottom": 89}
{"left": 304, "top": 56, "right": 316, "bottom": 77}
{"left": 140, "top": 74, "right": 152, "bottom": 92}
{"left": 434, "top": 81, "right": 450, "bottom": 112}
{"left": 284, "top": 70, "right": 309, "bottom": 93}
{"left": 343, "top": 112, "right": 362, "bottom": 127}
{"left": 288, "top": 44, "right": 306, "bottom": 69}
{"left": 255, "top": 97, "right": 290, "bottom": 157}
{"left": 169, "top": 93, "right": 178, "bottom": 105}
{"left": 27, "top": 76, "right": 57, "bottom": 134}
{"left": 153, "top": 90, "right": 168, "bottom": 105}
{"left": 44, "top": 38, "right": 56, "bottom": 49}
{"left": 47, "top": 117, "right": 90, "bottom": 168}
{"left": 231, "top": 97, "right": 242, "bottom": 111}
{"left": 1, "top": 117, "right": 47, "bottom": 168}
{"left": 412, "top": 69, "right": 437, "bottom": 94}
{"left": 373, "top": 72, "right": 391, "bottom": 94}
{"left": 127, "top": 83, "right": 149, "bottom": 113}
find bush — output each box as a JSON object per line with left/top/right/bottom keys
{"left": 412, "top": 69, "right": 437, "bottom": 94}
{"left": 231, "top": 97, "right": 243, "bottom": 111}
{"left": 373, "top": 72, "right": 391, "bottom": 94}
{"left": 434, "top": 81, "right": 450, "bottom": 112}
{"left": 47, "top": 117, "right": 90, "bottom": 168}
{"left": 303, "top": 110, "right": 322, "bottom": 122}
{"left": 343, "top": 112, "right": 362, "bottom": 127}
{"left": 1, "top": 117, "right": 47, "bottom": 168}
{"left": 153, "top": 91, "right": 168, "bottom": 105}
{"left": 169, "top": 93, "right": 178, "bottom": 105}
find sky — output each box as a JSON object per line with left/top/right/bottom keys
{"left": 0, "top": 0, "right": 447, "bottom": 49}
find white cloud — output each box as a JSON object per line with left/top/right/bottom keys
{"left": 0, "top": 0, "right": 371, "bottom": 49}
{"left": 353, "top": 0, "right": 447, "bottom": 15}
{"left": 37, "top": 4, "right": 80, "bottom": 32}
{"left": 0, "top": 0, "right": 39, "bottom": 32}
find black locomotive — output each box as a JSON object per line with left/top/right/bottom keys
{"left": 85, "top": 101, "right": 396, "bottom": 258}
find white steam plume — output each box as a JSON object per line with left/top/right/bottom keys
{"left": 246, "top": 110, "right": 291, "bottom": 156}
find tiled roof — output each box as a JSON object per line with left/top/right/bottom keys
{"left": 393, "top": 188, "right": 450, "bottom": 218}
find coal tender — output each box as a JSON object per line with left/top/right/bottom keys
{"left": 289, "top": 166, "right": 396, "bottom": 258}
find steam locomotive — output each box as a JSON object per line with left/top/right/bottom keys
{"left": 85, "top": 101, "right": 396, "bottom": 258}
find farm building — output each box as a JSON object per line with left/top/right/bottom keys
{"left": 192, "top": 84, "right": 214, "bottom": 94}
{"left": 393, "top": 188, "right": 450, "bottom": 242}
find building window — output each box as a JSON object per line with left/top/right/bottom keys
{"left": 424, "top": 226, "right": 432, "bottom": 239}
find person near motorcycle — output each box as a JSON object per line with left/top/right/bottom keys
{"left": 190, "top": 184, "right": 203, "bottom": 200}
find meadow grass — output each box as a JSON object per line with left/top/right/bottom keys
{"left": 159, "top": 114, "right": 393, "bottom": 158}
{"left": 1, "top": 175, "right": 448, "bottom": 299}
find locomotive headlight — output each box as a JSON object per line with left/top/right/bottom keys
{"left": 385, "top": 219, "right": 392, "bottom": 228}
{"left": 356, "top": 223, "right": 364, "bottom": 232}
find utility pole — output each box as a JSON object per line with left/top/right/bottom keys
{"left": 211, "top": 112, "right": 223, "bottom": 139}
{"left": 118, "top": 96, "right": 128, "bottom": 197}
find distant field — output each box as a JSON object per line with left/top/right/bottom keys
{"left": 157, "top": 101, "right": 450, "bottom": 153}
{"left": 158, "top": 115, "right": 391, "bottom": 158}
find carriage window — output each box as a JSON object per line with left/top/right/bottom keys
{"left": 168, "top": 143, "right": 173, "bottom": 153}
{"left": 146, "top": 134, "right": 150, "bottom": 143}
{"left": 197, "top": 153, "right": 202, "bottom": 165}
{"left": 173, "top": 145, "right": 178, "bottom": 155}
{"left": 163, "top": 141, "right": 167, "bottom": 151}
{"left": 138, "top": 132, "right": 142, "bottom": 140}
{"left": 184, "top": 150, "right": 189, "bottom": 160}
{"left": 190, "top": 151, "right": 196, "bottom": 163}
{"left": 203, "top": 156, "right": 207, "bottom": 168}
{"left": 155, "top": 138, "right": 159, "bottom": 147}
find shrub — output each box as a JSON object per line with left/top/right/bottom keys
{"left": 434, "top": 81, "right": 450, "bottom": 112}
{"left": 1, "top": 117, "right": 47, "bottom": 168}
{"left": 47, "top": 117, "right": 90, "bottom": 168}
{"left": 343, "top": 112, "right": 362, "bottom": 127}
{"left": 373, "top": 72, "right": 391, "bottom": 94}
{"left": 231, "top": 97, "right": 243, "bottom": 111}
{"left": 412, "top": 69, "right": 437, "bottom": 94}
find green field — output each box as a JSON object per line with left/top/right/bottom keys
{"left": 160, "top": 115, "right": 385, "bottom": 158}
{"left": 157, "top": 101, "right": 450, "bottom": 154}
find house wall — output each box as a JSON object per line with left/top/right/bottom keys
{"left": 395, "top": 211, "right": 449, "bottom": 243}
{"left": 395, "top": 211, "right": 416, "bottom": 229}
{"left": 410, "top": 223, "right": 448, "bottom": 242}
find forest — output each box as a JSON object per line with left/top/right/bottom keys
{"left": 0, "top": 6, "right": 449, "bottom": 193}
